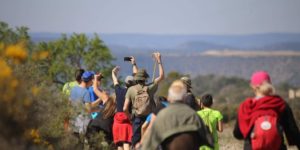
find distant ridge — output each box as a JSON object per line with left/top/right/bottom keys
{"left": 30, "top": 32, "right": 300, "bottom": 53}
{"left": 29, "top": 32, "right": 300, "bottom": 86}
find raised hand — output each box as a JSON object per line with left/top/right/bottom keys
{"left": 112, "top": 66, "right": 120, "bottom": 75}
{"left": 130, "top": 56, "right": 136, "bottom": 65}
{"left": 152, "top": 52, "right": 162, "bottom": 63}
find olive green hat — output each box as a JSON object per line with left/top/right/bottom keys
{"left": 134, "top": 69, "right": 150, "bottom": 81}
{"left": 180, "top": 76, "right": 192, "bottom": 89}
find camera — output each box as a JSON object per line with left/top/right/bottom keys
{"left": 124, "top": 57, "right": 132, "bottom": 62}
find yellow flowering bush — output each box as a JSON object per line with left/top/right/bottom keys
{"left": 32, "top": 50, "right": 49, "bottom": 60}
{"left": 0, "top": 41, "right": 73, "bottom": 149}
{"left": 4, "top": 43, "right": 28, "bottom": 63}
{"left": 0, "top": 21, "right": 110, "bottom": 149}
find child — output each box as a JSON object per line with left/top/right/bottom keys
{"left": 197, "top": 94, "right": 223, "bottom": 150}
{"left": 233, "top": 71, "right": 300, "bottom": 150}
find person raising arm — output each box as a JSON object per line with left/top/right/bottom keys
{"left": 153, "top": 52, "right": 164, "bottom": 84}
{"left": 92, "top": 73, "right": 110, "bottom": 104}
{"left": 85, "top": 73, "right": 109, "bottom": 113}
{"left": 123, "top": 52, "right": 164, "bottom": 114}
{"left": 130, "top": 56, "right": 138, "bottom": 75}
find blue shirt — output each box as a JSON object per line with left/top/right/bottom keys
{"left": 88, "top": 86, "right": 99, "bottom": 102}
{"left": 145, "top": 114, "right": 152, "bottom": 123}
{"left": 87, "top": 86, "right": 104, "bottom": 119}
{"left": 70, "top": 86, "right": 91, "bottom": 103}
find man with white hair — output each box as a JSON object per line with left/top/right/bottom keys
{"left": 142, "top": 80, "right": 213, "bottom": 150}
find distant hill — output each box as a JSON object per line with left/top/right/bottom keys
{"left": 30, "top": 33, "right": 300, "bottom": 53}
{"left": 29, "top": 32, "right": 300, "bottom": 86}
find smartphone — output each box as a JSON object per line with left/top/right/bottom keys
{"left": 124, "top": 57, "right": 132, "bottom": 61}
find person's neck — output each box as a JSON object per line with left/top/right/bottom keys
{"left": 255, "top": 92, "right": 265, "bottom": 98}
{"left": 79, "top": 82, "right": 87, "bottom": 88}
{"left": 202, "top": 106, "right": 210, "bottom": 109}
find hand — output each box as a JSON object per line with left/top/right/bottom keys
{"left": 94, "top": 73, "right": 103, "bottom": 81}
{"left": 152, "top": 52, "right": 161, "bottom": 62}
{"left": 112, "top": 66, "right": 120, "bottom": 74}
{"left": 130, "top": 56, "right": 136, "bottom": 65}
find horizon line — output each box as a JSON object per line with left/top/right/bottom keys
{"left": 28, "top": 32, "right": 300, "bottom": 37}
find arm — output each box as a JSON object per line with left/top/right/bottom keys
{"left": 233, "top": 119, "right": 244, "bottom": 140}
{"left": 153, "top": 52, "right": 164, "bottom": 84}
{"left": 140, "top": 114, "right": 156, "bottom": 143}
{"left": 123, "top": 88, "right": 132, "bottom": 114}
{"left": 93, "top": 74, "right": 109, "bottom": 103}
{"left": 141, "top": 122, "right": 149, "bottom": 137}
{"left": 280, "top": 103, "right": 300, "bottom": 148}
{"left": 217, "top": 120, "right": 223, "bottom": 132}
{"left": 123, "top": 98, "right": 130, "bottom": 114}
{"left": 112, "top": 66, "right": 119, "bottom": 86}
{"left": 84, "top": 100, "right": 103, "bottom": 113}
{"left": 130, "top": 56, "right": 138, "bottom": 74}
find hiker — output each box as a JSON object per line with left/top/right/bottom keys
{"left": 69, "top": 71, "right": 103, "bottom": 148}
{"left": 86, "top": 72, "right": 102, "bottom": 119}
{"left": 63, "top": 69, "right": 85, "bottom": 131}
{"left": 180, "top": 76, "right": 198, "bottom": 110}
{"left": 86, "top": 73, "right": 117, "bottom": 146}
{"left": 142, "top": 80, "right": 214, "bottom": 150}
{"left": 112, "top": 56, "right": 138, "bottom": 150}
{"left": 62, "top": 69, "right": 85, "bottom": 96}
{"left": 197, "top": 94, "right": 223, "bottom": 150}
{"left": 123, "top": 52, "right": 165, "bottom": 147}
{"left": 233, "top": 71, "right": 300, "bottom": 150}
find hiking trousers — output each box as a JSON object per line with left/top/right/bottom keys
{"left": 131, "top": 116, "right": 147, "bottom": 147}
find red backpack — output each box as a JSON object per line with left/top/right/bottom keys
{"left": 251, "top": 115, "right": 282, "bottom": 150}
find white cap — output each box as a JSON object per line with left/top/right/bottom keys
{"left": 125, "top": 76, "right": 134, "bottom": 84}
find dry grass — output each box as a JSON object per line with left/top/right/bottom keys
{"left": 218, "top": 124, "right": 298, "bottom": 150}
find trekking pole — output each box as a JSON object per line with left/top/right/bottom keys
{"left": 152, "top": 53, "right": 157, "bottom": 82}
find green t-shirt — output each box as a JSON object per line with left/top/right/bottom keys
{"left": 197, "top": 108, "right": 223, "bottom": 150}
{"left": 125, "top": 83, "right": 158, "bottom": 115}
{"left": 62, "top": 81, "right": 79, "bottom": 96}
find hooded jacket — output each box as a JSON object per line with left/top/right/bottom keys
{"left": 233, "top": 95, "right": 300, "bottom": 150}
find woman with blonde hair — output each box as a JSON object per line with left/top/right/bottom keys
{"left": 233, "top": 71, "right": 300, "bottom": 150}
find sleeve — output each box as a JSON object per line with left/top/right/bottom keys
{"left": 216, "top": 111, "right": 223, "bottom": 121}
{"left": 125, "top": 87, "right": 132, "bottom": 100}
{"left": 145, "top": 114, "right": 152, "bottom": 123}
{"left": 148, "top": 83, "right": 158, "bottom": 96}
{"left": 280, "top": 103, "right": 300, "bottom": 148}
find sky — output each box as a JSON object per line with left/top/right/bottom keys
{"left": 0, "top": 0, "right": 300, "bottom": 35}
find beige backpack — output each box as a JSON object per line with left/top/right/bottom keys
{"left": 133, "top": 85, "right": 152, "bottom": 117}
